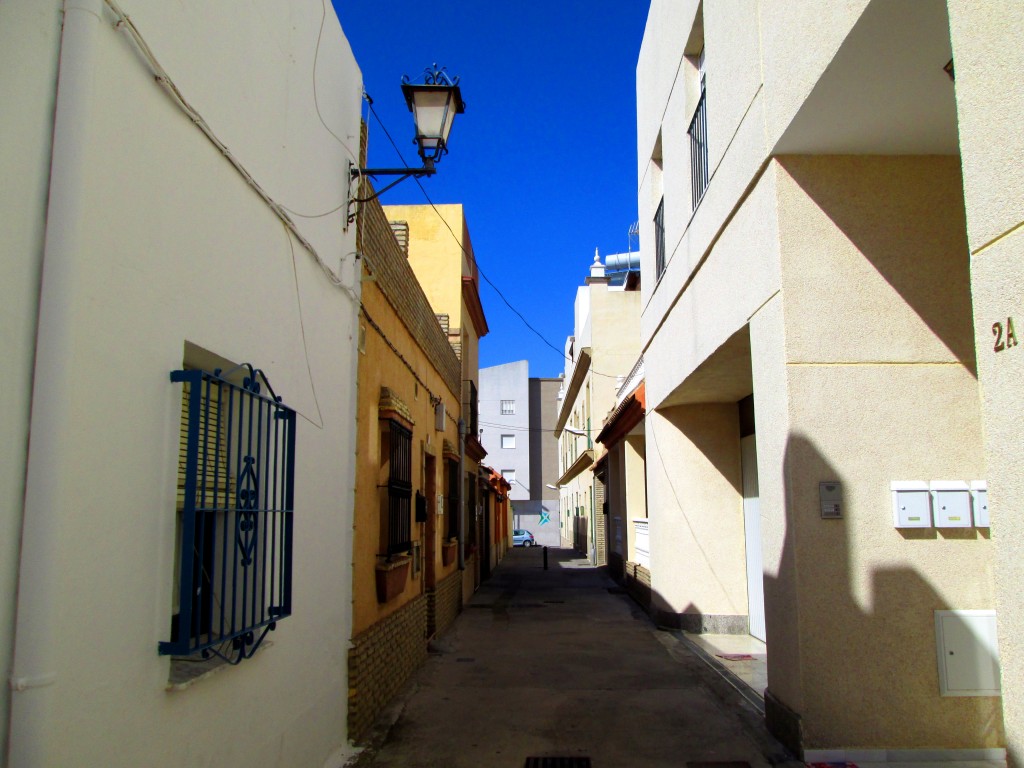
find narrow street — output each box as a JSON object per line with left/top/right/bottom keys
{"left": 350, "top": 548, "right": 800, "bottom": 768}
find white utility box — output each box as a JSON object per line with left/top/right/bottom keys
{"left": 891, "top": 481, "right": 931, "bottom": 528}
{"left": 934, "top": 609, "right": 1001, "bottom": 696}
{"left": 931, "top": 480, "right": 972, "bottom": 528}
{"left": 971, "top": 481, "right": 989, "bottom": 528}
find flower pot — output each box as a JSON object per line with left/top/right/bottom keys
{"left": 375, "top": 556, "right": 411, "bottom": 603}
{"left": 442, "top": 541, "right": 458, "bottom": 567}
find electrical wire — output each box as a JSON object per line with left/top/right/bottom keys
{"left": 312, "top": 0, "right": 359, "bottom": 162}
{"left": 102, "top": 0, "right": 358, "bottom": 301}
{"left": 280, "top": 200, "right": 348, "bottom": 220}
{"left": 647, "top": 415, "right": 739, "bottom": 612}
{"left": 364, "top": 100, "right": 624, "bottom": 381}
{"left": 360, "top": 305, "right": 461, "bottom": 429}
{"left": 284, "top": 223, "right": 326, "bottom": 430}
{"left": 479, "top": 420, "right": 575, "bottom": 434}
{"left": 259, "top": 0, "right": 359, "bottom": 221}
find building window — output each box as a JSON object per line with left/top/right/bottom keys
{"left": 501, "top": 434, "right": 516, "bottom": 449}
{"left": 160, "top": 364, "right": 296, "bottom": 664}
{"left": 500, "top": 399, "right": 515, "bottom": 415}
{"left": 464, "top": 380, "right": 479, "bottom": 438}
{"left": 382, "top": 420, "right": 413, "bottom": 557}
{"left": 654, "top": 197, "right": 666, "bottom": 279}
{"left": 446, "top": 459, "right": 460, "bottom": 540}
{"left": 689, "top": 46, "right": 709, "bottom": 210}
{"left": 502, "top": 469, "right": 516, "bottom": 485}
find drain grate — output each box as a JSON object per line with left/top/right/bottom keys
{"left": 524, "top": 758, "right": 591, "bottom": 768}
{"left": 686, "top": 762, "right": 751, "bottom": 768}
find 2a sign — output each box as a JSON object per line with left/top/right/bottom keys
{"left": 992, "top": 317, "right": 1018, "bottom": 353}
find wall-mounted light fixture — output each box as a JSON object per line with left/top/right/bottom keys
{"left": 348, "top": 64, "right": 465, "bottom": 224}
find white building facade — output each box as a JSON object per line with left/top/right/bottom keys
{"left": 2, "top": 1, "right": 362, "bottom": 764}
{"left": 480, "top": 361, "right": 531, "bottom": 500}
{"left": 479, "top": 360, "right": 561, "bottom": 547}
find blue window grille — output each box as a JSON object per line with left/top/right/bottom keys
{"left": 159, "top": 364, "right": 296, "bottom": 664}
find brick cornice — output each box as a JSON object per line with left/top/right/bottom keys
{"left": 357, "top": 182, "right": 461, "bottom": 400}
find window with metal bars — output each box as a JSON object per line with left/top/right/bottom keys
{"left": 160, "top": 365, "right": 295, "bottom": 665}
{"left": 465, "top": 380, "right": 479, "bottom": 437}
{"left": 500, "top": 399, "right": 515, "bottom": 415}
{"left": 384, "top": 420, "right": 412, "bottom": 557}
{"left": 689, "top": 47, "right": 709, "bottom": 210}
{"left": 654, "top": 197, "right": 666, "bottom": 279}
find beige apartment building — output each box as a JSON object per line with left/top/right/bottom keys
{"left": 594, "top": 359, "right": 649, "bottom": 603}
{"left": 637, "top": 0, "right": 1020, "bottom": 763}
{"left": 348, "top": 180, "right": 464, "bottom": 742}
{"left": 555, "top": 254, "right": 641, "bottom": 563}
{"left": 383, "top": 203, "right": 492, "bottom": 590}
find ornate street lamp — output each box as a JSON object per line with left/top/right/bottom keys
{"left": 401, "top": 65, "right": 465, "bottom": 166}
{"left": 348, "top": 64, "right": 465, "bottom": 222}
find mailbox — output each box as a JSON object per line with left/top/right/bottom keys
{"left": 891, "top": 481, "right": 931, "bottom": 528}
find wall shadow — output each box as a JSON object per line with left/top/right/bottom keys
{"left": 758, "top": 433, "right": 1003, "bottom": 756}
{"left": 601, "top": 430, "right": 1004, "bottom": 760}
{"left": 779, "top": 155, "right": 977, "bottom": 376}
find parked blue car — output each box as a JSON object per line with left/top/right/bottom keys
{"left": 512, "top": 529, "right": 535, "bottom": 547}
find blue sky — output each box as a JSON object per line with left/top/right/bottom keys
{"left": 332, "top": 1, "right": 650, "bottom": 378}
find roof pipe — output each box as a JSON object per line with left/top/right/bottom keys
{"left": 8, "top": 0, "right": 103, "bottom": 764}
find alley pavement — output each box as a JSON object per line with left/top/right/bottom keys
{"left": 348, "top": 547, "right": 801, "bottom": 768}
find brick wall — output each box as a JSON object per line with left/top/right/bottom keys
{"left": 426, "top": 568, "right": 463, "bottom": 639}
{"left": 348, "top": 594, "right": 429, "bottom": 743}
{"left": 355, "top": 177, "right": 462, "bottom": 398}
{"left": 620, "top": 560, "right": 652, "bottom": 610}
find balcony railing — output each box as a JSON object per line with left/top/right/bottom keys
{"left": 654, "top": 197, "right": 666, "bottom": 279}
{"left": 616, "top": 356, "right": 645, "bottom": 405}
{"left": 689, "top": 89, "right": 708, "bottom": 210}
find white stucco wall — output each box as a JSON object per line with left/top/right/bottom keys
{"left": 646, "top": 404, "right": 747, "bottom": 623}
{"left": 0, "top": 1, "right": 64, "bottom": 759}
{"left": 4, "top": 1, "right": 361, "bottom": 765}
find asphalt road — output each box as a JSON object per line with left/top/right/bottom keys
{"left": 348, "top": 546, "right": 800, "bottom": 768}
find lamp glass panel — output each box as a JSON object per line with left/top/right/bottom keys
{"left": 411, "top": 90, "right": 453, "bottom": 142}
